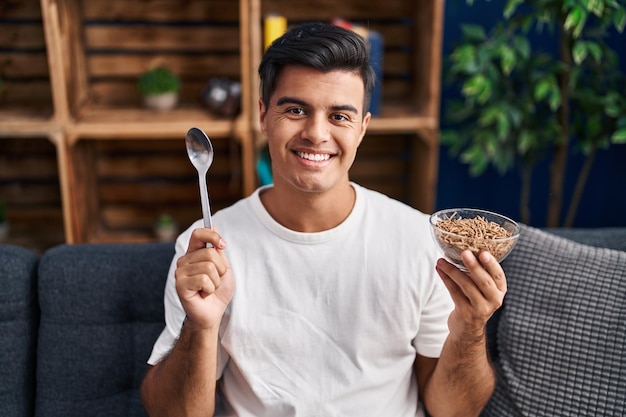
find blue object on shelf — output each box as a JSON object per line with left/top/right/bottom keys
{"left": 256, "top": 148, "right": 273, "bottom": 186}
{"left": 368, "top": 30, "right": 383, "bottom": 116}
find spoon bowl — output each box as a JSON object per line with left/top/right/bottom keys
{"left": 185, "top": 127, "right": 214, "bottom": 230}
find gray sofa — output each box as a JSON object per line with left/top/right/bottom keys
{"left": 1, "top": 225, "right": 625, "bottom": 417}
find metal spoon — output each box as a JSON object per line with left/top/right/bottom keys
{"left": 185, "top": 127, "right": 214, "bottom": 230}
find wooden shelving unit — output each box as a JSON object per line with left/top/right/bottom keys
{"left": 0, "top": 0, "right": 444, "bottom": 249}
{"left": 38, "top": 0, "right": 254, "bottom": 243}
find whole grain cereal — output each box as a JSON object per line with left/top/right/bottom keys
{"left": 434, "top": 212, "right": 515, "bottom": 262}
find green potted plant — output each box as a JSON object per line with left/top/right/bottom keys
{"left": 137, "top": 67, "right": 181, "bottom": 111}
{"left": 154, "top": 213, "right": 178, "bottom": 241}
{"left": 442, "top": 0, "right": 626, "bottom": 226}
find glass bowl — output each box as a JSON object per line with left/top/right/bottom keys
{"left": 429, "top": 208, "right": 520, "bottom": 271}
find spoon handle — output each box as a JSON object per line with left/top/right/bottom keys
{"left": 198, "top": 171, "right": 213, "bottom": 230}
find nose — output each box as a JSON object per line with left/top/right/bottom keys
{"left": 300, "top": 114, "right": 330, "bottom": 144}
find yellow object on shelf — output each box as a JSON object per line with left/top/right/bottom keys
{"left": 264, "top": 15, "right": 287, "bottom": 50}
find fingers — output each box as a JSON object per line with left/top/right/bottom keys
{"left": 176, "top": 227, "right": 230, "bottom": 299}
{"left": 186, "top": 227, "right": 226, "bottom": 253}
{"left": 176, "top": 260, "right": 222, "bottom": 299}
{"left": 458, "top": 251, "right": 507, "bottom": 299}
{"left": 476, "top": 251, "right": 507, "bottom": 293}
{"left": 436, "top": 250, "right": 507, "bottom": 312}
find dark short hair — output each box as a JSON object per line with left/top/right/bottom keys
{"left": 258, "top": 21, "right": 376, "bottom": 117}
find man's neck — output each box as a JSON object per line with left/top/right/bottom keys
{"left": 259, "top": 182, "right": 356, "bottom": 233}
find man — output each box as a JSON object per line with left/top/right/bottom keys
{"left": 141, "top": 22, "right": 506, "bottom": 417}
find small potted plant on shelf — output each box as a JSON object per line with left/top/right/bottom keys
{"left": 154, "top": 213, "right": 178, "bottom": 242}
{"left": 137, "top": 67, "right": 181, "bottom": 111}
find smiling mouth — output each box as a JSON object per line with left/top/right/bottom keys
{"left": 295, "top": 151, "right": 331, "bottom": 162}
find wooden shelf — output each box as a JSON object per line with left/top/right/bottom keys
{"left": 368, "top": 115, "right": 438, "bottom": 136}
{"left": 67, "top": 107, "right": 237, "bottom": 141}
{"left": 0, "top": 113, "right": 58, "bottom": 137}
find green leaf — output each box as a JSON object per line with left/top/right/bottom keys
{"left": 613, "top": 6, "right": 626, "bottom": 32}
{"left": 512, "top": 35, "right": 531, "bottom": 60}
{"left": 478, "top": 106, "right": 500, "bottom": 127}
{"left": 496, "top": 112, "right": 511, "bottom": 139}
{"left": 451, "top": 44, "right": 479, "bottom": 74}
{"left": 462, "top": 74, "right": 492, "bottom": 103}
{"left": 611, "top": 128, "right": 626, "bottom": 143}
{"left": 440, "top": 130, "right": 460, "bottom": 147}
{"left": 547, "top": 76, "right": 562, "bottom": 111}
{"left": 605, "top": 102, "right": 621, "bottom": 118}
{"left": 533, "top": 75, "right": 561, "bottom": 111}
{"left": 517, "top": 130, "right": 535, "bottom": 154}
{"left": 461, "top": 145, "right": 489, "bottom": 177}
{"left": 587, "top": 0, "right": 603, "bottom": 17}
{"left": 461, "top": 24, "right": 487, "bottom": 42}
{"left": 586, "top": 41, "right": 603, "bottom": 62}
{"left": 506, "top": 105, "right": 523, "bottom": 128}
{"left": 503, "top": 0, "right": 524, "bottom": 18}
{"left": 564, "top": 7, "right": 587, "bottom": 37}
{"left": 563, "top": 7, "right": 583, "bottom": 30}
{"left": 534, "top": 79, "right": 551, "bottom": 101}
{"left": 572, "top": 40, "right": 588, "bottom": 65}
{"left": 499, "top": 44, "right": 516, "bottom": 75}
{"left": 586, "top": 114, "right": 602, "bottom": 138}
{"left": 484, "top": 136, "right": 498, "bottom": 158}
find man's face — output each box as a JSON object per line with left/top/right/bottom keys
{"left": 260, "top": 65, "right": 370, "bottom": 196}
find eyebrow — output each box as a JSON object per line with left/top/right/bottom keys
{"left": 275, "top": 96, "right": 359, "bottom": 115}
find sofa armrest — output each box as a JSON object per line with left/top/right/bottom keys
{"left": 545, "top": 227, "right": 626, "bottom": 252}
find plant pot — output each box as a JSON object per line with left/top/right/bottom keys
{"left": 155, "top": 223, "right": 178, "bottom": 242}
{"left": 143, "top": 92, "right": 179, "bottom": 111}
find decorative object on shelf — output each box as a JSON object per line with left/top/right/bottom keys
{"left": 0, "top": 198, "right": 9, "bottom": 241}
{"left": 264, "top": 14, "right": 287, "bottom": 50}
{"left": 256, "top": 145, "right": 273, "bottom": 186}
{"left": 202, "top": 77, "right": 241, "bottom": 117}
{"left": 154, "top": 214, "right": 178, "bottom": 242}
{"left": 137, "top": 67, "right": 181, "bottom": 111}
{"left": 331, "top": 19, "right": 384, "bottom": 116}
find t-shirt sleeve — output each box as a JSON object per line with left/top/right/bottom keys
{"left": 412, "top": 276, "right": 454, "bottom": 358}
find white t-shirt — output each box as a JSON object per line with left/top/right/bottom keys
{"left": 148, "top": 183, "right": 453, "bottom": 417}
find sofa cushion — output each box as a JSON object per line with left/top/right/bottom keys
{"left": 36, "top": 242, "right": 174, "bottom": 417}
{"left": 481, "top": 225, "right": 626, "bottom": 416}
{"left": 0, "top": 244, "right": 39, "bottom": 417}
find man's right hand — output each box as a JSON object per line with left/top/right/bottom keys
{"left": 175, "top": 227, "right": 235, "bottom": 331}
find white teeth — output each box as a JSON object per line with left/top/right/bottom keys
{"left": 297, "top": 151, "right": 330, "bottom": 161}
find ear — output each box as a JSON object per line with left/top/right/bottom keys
{"left": 358, "top": 112, "right": 371, "bottom": 146}
{"left": 259, "top": 98, "right": 268, "bottom": 136}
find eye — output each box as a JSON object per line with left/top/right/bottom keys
{"left": 331, "top": 113, "right": 350, "bottom": 122}
{"left": 287, "top": 107, "right": 306, "bottom": 116}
